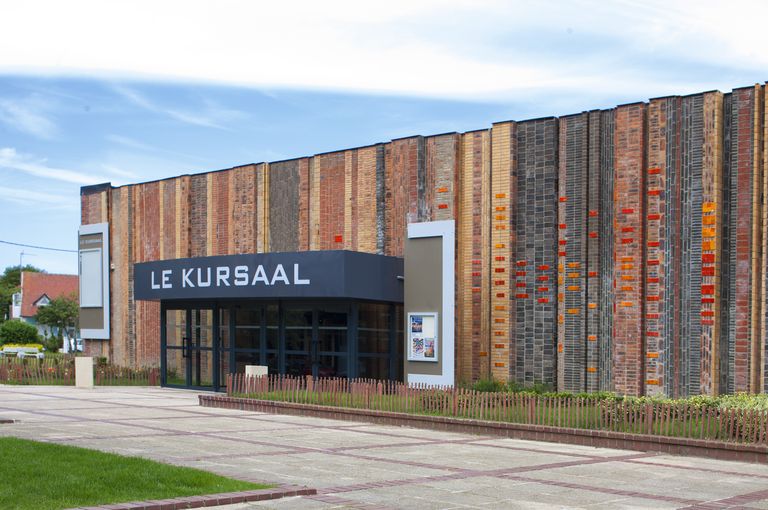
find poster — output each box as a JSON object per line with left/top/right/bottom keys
{"left": 407, "top": 312, "right": 438, "bottom": 362}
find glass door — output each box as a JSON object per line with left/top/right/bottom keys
{"left": 162, "top": 306, "right": 218, "bottom": 390}
{"left": 316, "top": 305, "right": 348, "bottom": 378}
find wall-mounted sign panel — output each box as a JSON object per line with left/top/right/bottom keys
{"left": 403, "top": 220, "right": 455, "bottom": 386}
{"left": 407, "top": 312, "right": 438, "bottom": 362}
{"left": 134, "top": 251, "right": 404, "bottom": 303}
{"left": 78, "top": 223, "right": 110, "bottom": 340}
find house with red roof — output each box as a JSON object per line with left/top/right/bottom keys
{"left": 9, "top": 271, "right": 80, "bottom": 351}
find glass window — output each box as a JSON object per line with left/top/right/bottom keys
{"left": 219, "top": 308, "right": 231, "bottom": 350}
{"left": 235, "top": 351, "right": 261, "bottom": 373}
{"left": 265, "top": 352, "right": 278, "bottom": 375}
{"left": 359, "top": 330, "right": 389, "bottom": 354}
{"left": 191, "top": 309, "right": 213, "bottom": 348}
{"left": 235, "top": 307, "right": 262, "bottom": 326}
{"left": 286, "top": 353, "right": 311, "bottom": 377}
{"left": 358, "top": 356, "right": 389, "bottom": 380}
{"left": 234, "top": 328, "right": 260, "bottom": 350}
{"left": 359, "top": 303, "right": 390, "bottom": 330}
{"left": 165, "top": 310, "right": 186, "bottom": 347}
{"left": 285, "top": 307, "right": 312, "bottom": 327}
{"left": 265, "top": 304, "right": 279, "bottom": 350}
{"left": 318, "top": 309, "right": 346, "bottom": 328}
{"left": 165, "top": 348, "right": 185, "bottom": 385}
{"left": 318, "top": 329, "right": 347, "bottom": 353}
{"left": 285, "top": 328, "right": 310, "bottom": 352}
{"left": 318, "top": 355, "right": 347, "bottom": 378}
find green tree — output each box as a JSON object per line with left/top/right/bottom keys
{"left": 35, "top": 293, "right": 79, "bottom": 353}
{"left": 0, "top": 265, "right": 44, "bottom": 323}
{"left": 0, "top": 320, "right": 40, "bottom": 345}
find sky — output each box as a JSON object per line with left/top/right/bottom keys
{"left": 1, "top": 0, "right": 767, "bottom": 275}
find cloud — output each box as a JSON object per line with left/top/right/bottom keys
{"left": 0, "top": 185, "right": 78, "bottom": 209}
{"left": 0, "top": 96, "right": 57, "bottom": 139}
{"left": 0, "top": 0, "right": 765, "bottom": 101}
{"left": 0, "top": 147, "right": 110, "bottom": 185}
{"left": 101, "top": 164, "right": 137, "bottom": 179}
{"left": 113, "top": 85, "right": 246, "bottom": 129}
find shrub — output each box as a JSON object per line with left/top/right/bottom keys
{"left": 0, "top": 320, "right": 40, "bottom": 345}
{"left": 42, "top": 335, "right": 62, "bottom": 353}
{"left": 472, "top": 377, "right": 506, "bottom": 393}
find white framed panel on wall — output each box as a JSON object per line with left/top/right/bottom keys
{"left": 79, "top": 249, "right": 103, "bottom": 307}
{"left": 405, "top": 220, "right": 455, "bottom": 386}
{"left": 407, "top": 312, "right": 438, "bottom": 362}
{"left": 78, "top": 222, "right": 110, "bottom": 340}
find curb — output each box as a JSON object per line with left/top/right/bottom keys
{"left": 200, "top": 395, "right": 768, "bottom": 465}
{"left": 67, "top": 484, "right": 316, "bottom": 509}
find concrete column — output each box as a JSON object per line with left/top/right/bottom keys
{"left": 75, "top": 357, "right": 94, "bottom": 388}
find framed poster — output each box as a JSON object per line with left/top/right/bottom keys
{"left": 407, "top": 312, "right": 438, "bottom": 362}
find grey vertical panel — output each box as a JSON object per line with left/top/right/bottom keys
{"left": 721, "top": 93, "right": 736, "bottom": 395}
{"left": 416, "top": 137, "right": 428, "bottom": 221}
{"left": 679, "top": 94, "right": 704, "bottom": 396}
{"left": 376, "top": 145, "right": 386, "bottom": 255}
{"left": 515, "top": 118, "right": 558, "bottom": 387}
{"left": 269, "top": 160, "right": 300, "bottom": 252}
{"left": 663, "top": 98, "right": 681, "bottom": 397}
{"left": 562, "top": 114, "right": 588, "bottom": 393}
{"left": 598, "top": 110, "right": 615, "bottom": 391}
{"left": 586, "top": 111, "right": 602, "bottom": 393}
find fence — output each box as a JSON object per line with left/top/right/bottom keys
{"left": 228, "top": 373, "right": 768, "bottom": 446}
{"left": 0, "top": 357, "right": 159, "bottom": 386}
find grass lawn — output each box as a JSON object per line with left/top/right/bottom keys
{"left": 0, "top": 437, "right": 271, "bottom": 510}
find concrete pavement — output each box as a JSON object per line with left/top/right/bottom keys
{"left": 1, "top": 386, "right": 767, "bottom": 509}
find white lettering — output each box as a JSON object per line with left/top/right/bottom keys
{"left": 251, "top": 265, "right": 270, "bottom": 285}
{"left": 271, "top": 264, "right": 290, "bottom": 285}
{"left": 293, "top": 264, "right": 310, "bottom": 285}
{"left": 162, "top": 269, "right": 172, "bottom": 289}
{"left": 151, "top": 271, "right": 160, "bottom": 290}
{"left": 197, "top": 267, "right": 211, "bottom": 287}
{"left": 216, "top": 266, "right": 230, "bottom": 286}
{"left": 234, "top": 266, "right": 248, "bottom": 286}
{"left": 182, "top": 268, "right": 195, "bottom": 287}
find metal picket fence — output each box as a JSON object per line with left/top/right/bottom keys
{"left": 228, "top": 373, "right": 768, "bottom": 445}
{"left": 0, "top": 357, "right": 159, "bottom": 386}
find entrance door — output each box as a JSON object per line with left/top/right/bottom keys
{"left": 283, "top": 304, "right": 349, "bottom": 378}
{"left": 163, "top": 307, "right": 217, "bottom": 390}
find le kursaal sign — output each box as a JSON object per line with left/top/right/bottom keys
{"left": 134, "top": 251, "right": 404, "bottom": 302}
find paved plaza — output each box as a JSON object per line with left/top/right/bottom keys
{"left": 0, "top": 386, "right": 767, "bottom": 509}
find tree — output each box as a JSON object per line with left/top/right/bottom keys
{"left": 0, "top": 265, "right": 43, "bottom": 323}
{"left": 35, "top": 293, "right": 79, "bottom": 353}
{"left": 0, "top": 320, "right": 40, "bottom": 345}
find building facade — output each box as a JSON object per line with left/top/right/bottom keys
{"left": 80, "top": 82, "right": 768, "bottom": 397}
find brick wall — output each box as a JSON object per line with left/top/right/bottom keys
{"left": 81, "top": 82, "right": 768, "bottom": 395}
{"left": 613, "top": 103, "right": 646, "bottom": 397}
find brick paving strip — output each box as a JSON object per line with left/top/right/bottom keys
{"left": 65, "top": 484, "right": 317, "bottom": 510}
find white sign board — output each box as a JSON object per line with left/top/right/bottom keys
{"left": 407, "top": 312, "right": 438, "bottom": 362}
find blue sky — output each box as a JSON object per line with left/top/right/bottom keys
{"left": 1, "top": 0, "right": 767, "bottom": 274}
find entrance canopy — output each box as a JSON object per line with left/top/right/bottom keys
{"left": 134, "top": 250, "right": 404, "bottom": 303}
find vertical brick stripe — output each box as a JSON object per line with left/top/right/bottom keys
{"left": 514, "top": 119, "right": 558, "bottom": 388}
{"left": 645, "top": 97, "right": 672, "bottom": 396}
{"left": 490, "top": 122, "right": 515, "bottom": 382}
{"left": 613, "top": 103, "right": 646, "bottom": 396}
{"left": 557, "top": 114, "right": 588, "bottom": 393}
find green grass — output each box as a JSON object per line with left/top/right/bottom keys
{"left": 0, "top": 437, "right": 270, "bottom": 510}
